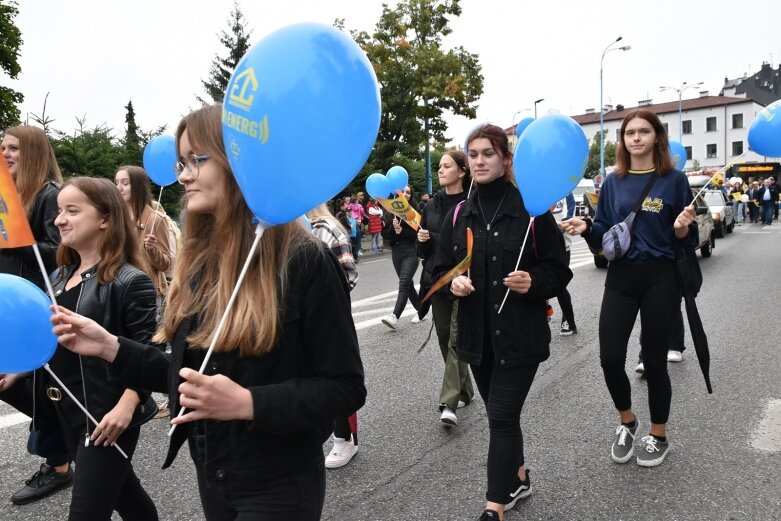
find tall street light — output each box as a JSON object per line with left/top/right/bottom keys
{"left": 659, "top": 81, "right": 704, "bottom": 140}
{"left": 512, "top": 108, "right": 531, "bottom": 127}
{"left": 600, "top": 36, "right": 631, "bottom": 176}
{"left": 534, "top": 98, "right": 545, "bottom": 118}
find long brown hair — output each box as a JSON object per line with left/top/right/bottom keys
{"left": 116, "top": 165, "right": 153, "bottom": 221}
{"left": 56, "top": 177, "right": 151, "bottom": 284}
{"left": 465, "top": 124, "right": 515, "bottom": 183}
{"left": 615, "top": 109, "right": 673, "bottom": 176}
{"left": 441, "top": 150, "right": 472, "bottom": 191}
{"left": 4, "top": 126, "right": 63, "bottom": 214}
{"left": 159, "top": 104, "right": 315, "bottom": 356}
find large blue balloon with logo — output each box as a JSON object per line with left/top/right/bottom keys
{"left": 0, "top": 274, "right": 57, "bottom": 373}
{"left": 515, "top": 114, "right": 588, "bottom": 216}
{"left": 748, "top": 99, "right": 781, "bottom": 157}
{"left": 669, "top": 140, "right": 687, "bottom": 170}
{"left": 222, "top": 23, "right": 381, "bottom": 225}
{"left": 142, "top": 135, "right": 178, "bottom": 186}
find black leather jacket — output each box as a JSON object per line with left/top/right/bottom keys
{"left": 432, "top": 183, "right": 572, "bottom": 367}
{"left": 417, "top": 189, "right": 467, "bottom": 294}
{"left": 0, "top": 182, "right": 60, "bottom": 289}
{"left": 40, "top": 262, "right": 159, "bottom": 430}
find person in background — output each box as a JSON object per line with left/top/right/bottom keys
{"left": 0, "top": 125, "right": 72, "bottom": 506}
{"left": 417, "top": 150, "right": 474, "bottom": 427}
{"left": 555, "top": 192, "right": 577, "bottom": 336}
{"left": 758, "top": 178, "right": 779, "bottom": 225}
{"left": 347, "top": 195, "right": 365, "bottom": 257}
{"left": 380, "top": 184, "right": 421, "bottom": 330}
{"left": 418, "top": 192, "right": 431, "bottom": 213}
{"left": 366, "top": 198, "right": 384, "bottom": 253}
{"left": 746, "top": 181, "right": 760, "bottom": 223}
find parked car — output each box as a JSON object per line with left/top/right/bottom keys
{"left": 700, "top": 189, "right": 734, "bottom": 237}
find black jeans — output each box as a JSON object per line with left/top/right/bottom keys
{"left": 556, "top": 250, "right": 576, "bottom": 328}
{"left": 470, "top": 343, "right": 539, "bottom": 504}
{"left": 390, "top": 241, "right": 420, "bottom": 318}
{"left": 600, "top": 262, "right": 678, "bottom": 425}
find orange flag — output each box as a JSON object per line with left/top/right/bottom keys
{"left": 421, "top": 228, "right": 473, "bottom": 303}
{"left": 0, "top": 157, "right": 35, "bottom": 248}
{"left": 377, "top": 190, "right": 422, "bottom": 230}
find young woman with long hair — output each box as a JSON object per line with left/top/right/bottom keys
{"left": 0, "top": 125, "right": 72, "bottom": 506}
{"left": 560, "top": 109, "right": 696, "bottom": 468}
{"left": 417, "top": 150, "right": 474, "bottom": 427}
{"left": 433, "top": 125, "right": 571, "bottom": 520}
{"left": 51, "top": 104, "right": 366, "bottom": 520}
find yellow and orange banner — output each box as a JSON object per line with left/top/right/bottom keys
{"left": 421, "top": 228, "right": 473, "bottom": 303}
{"left": 377, "top": 190, "right": 421, "bottom": 230}
{"left": 0, "top": 157, "right": 34, "bottom": 248}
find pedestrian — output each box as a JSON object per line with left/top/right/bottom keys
{"left": 366, "top": 198, "right": 384, "bottom": 253}
{"left": 747, "top": 181, "right": 760, "bottom": 223}
{"left": 347, "top": 196, "right": 365, "bottom": 256}
{"left": 418, "top": 192, "right": 431, "bottom": 213}
{"left": 560, "top": 108, "right": 697, "bottom": 468}
{"left": 433, "top": 124, "right": 572, "bottom": 520}
{"left": 380, "top": 184, "right": 422, "bottom": 329}
{"left": 51, "top": 104, "right": 366, "bottom": 521}
{"left": 417, "top": 150, "right": 474, "bottom": 426}
{"left": 758, "top": 178, "right": 779, "bottom": 225}
{"left": 730, "top": 179, "right": 744, "bottom": 226}
{"left": 0, "top": 125, "right": 73, "bottom": 506}
{"left": 555, "top": 192, "right": 578, "bottom": 336}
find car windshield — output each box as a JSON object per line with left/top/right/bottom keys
{"left": 703, "top": 192, "right": 725, "bottom": 207}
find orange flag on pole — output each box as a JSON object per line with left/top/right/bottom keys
{"left": 376, "top": 190, "right": 422, "bottom": 230}
{"left": 0, "top": 157, "right": 35, "bottom": 248}
{"left": 421, "top": 228, "right": 473, "bottom": 303}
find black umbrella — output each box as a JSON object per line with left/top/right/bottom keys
{"left": 683, "top": 295, "right": 713, "bottom": 394}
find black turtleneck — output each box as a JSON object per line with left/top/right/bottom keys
{"left": 475, "top": 178, "right": 511, "bottom": 229}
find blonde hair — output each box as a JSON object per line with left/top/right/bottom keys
{"left": 157, "top": 105, "right": 316, "bottom": 356}
{"left": 4, "top": 126, "right": 63, "bottom": 215}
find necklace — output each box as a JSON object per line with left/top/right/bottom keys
{"left": 477, "top": 186, "right": 509, "bottom": 231}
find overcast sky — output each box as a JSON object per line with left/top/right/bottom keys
{"left": 8, "top": 0, "right": 781, "bottom": 147}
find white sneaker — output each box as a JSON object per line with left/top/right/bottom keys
{"left": 635, "top": 361, "right": 645, "bottom": 374}
{"left": 440, "top": 406, "right": 457, "bottom": 426}
{"left": 381, "top": 314, "right": 398, "bottom": 330}
{"left": 667, "top": 350, "right": 683, "bottom": 363}
{"left": 411, "top": 314, "right": 428, "bottom": 324}
{"left": 325, "top": 436, "right": 358, "bottom": 469}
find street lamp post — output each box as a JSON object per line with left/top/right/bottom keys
{"left": 659, "top": 81, "right": 704, "bottom": 140}
{"left": 534, "top": 98, "right": 545, "bottom": 118}
{"left": 600, "top": 36, "right": 631, "bottom": 176}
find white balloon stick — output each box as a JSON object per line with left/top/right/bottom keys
{"left": 497, "top": 217, "right": 534, "bottom": 314}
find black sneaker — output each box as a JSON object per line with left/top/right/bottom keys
{"left": 11, "top": 464, "right": 73, "bottom": 505}
{"left": 504, "top": 470, "right": 532, "bottom": 511}
{"left": 478, "top": 509, "right": 502, "bottom": 520}
{"left": 560, "top": 320, "right": 576, "bottom": 336}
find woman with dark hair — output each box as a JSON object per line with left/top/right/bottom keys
{"left": 0, "top": 125, "right": 72, "bottom": 506}
{"left": 433, "top": 125, "right": 571, "bottom": 520}
{"left": 380, "top": 184, "right": 421, "bottom": 329}
{"left": 417, "top": 150, "right": 474, "bottom": 426}
{"left": 561, "top": 109, "right": 696, "bottom": 468}
{"left": 52, "top": 104, "right": 366, "bottom": 520}
{"left": 115, "top": 165, "right": 172, "bottom": 298}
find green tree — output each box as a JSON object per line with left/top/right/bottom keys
{"left": 585, "top": 130, "right": 616, "bottom": 179}
{"left": 198, "top": 1, "right": 252, "bottom": 104}
{"left": 350, "top": 0, "right": 483, "bottom": 175}
{"left": 120, "top": 100, "right": 142, "bottom": 165}
{"left": 51, "top": 117, "right": 122, "bottom": 179}
{"left": 0, "top": 0, "right": 24, "bottom": 129}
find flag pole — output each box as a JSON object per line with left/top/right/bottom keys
{"left": 690, "top": 151, "right": 748, "bottom": 203}
{"left": 168, "top": 222, "right": 266, "bottom": 437}
{"left": 497, "top": 217, "right": 534, "bottom": 314}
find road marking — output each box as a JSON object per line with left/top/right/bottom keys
{"left": 355, "top": 308, "right": 418, "bottom": 331}
{"left": 752, "top": 399, "right": 781, "bottom": 452}
{"left": 0, "top": 412, "right": 29, "bottom": 429}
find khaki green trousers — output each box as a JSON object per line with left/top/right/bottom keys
{"left": 431, "top": 293, "right": 474, "bottom": 410}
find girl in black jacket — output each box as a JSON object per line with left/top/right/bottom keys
{"left": 433, "top": 125, "right": 571, "bottom": 521}
{"left": 52, "top": 105, "right": 366, "bottom": 521}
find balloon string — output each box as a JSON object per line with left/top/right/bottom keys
{"left": 168, "top": 223, "right": 266, "bottom": 437}
{"left": 690, "top": 151, "right": 748, "bottom": 204}
{"left": 149, "top": 186, "right": 164, "bottom": 231}
{"left": 43, "top": 364, "right": 128, "bottom": 459}
{"left": 497, "top": 217, "right": 533, "bottom": 314}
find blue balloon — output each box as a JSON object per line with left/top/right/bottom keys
{"left": 366, "top": 173, "right": 392, "bottom": 199}
{"left": 386, "top": 166, "right": 409, "bottom": 193}
{"left": 222, "top": 23, "right": 381, "bottom": 226}
{"left": 515, "top": 117, "right": 534, "bottom": 139}
{"left": 515, "top": 114, "right": 589, "bottom": 216}
{"left": 142, "top": 135, "right": 178, "bottom": 186}
{"left": 748, "top": 99, "right": 781, "bottom": 157}
{"left": 0, "top": 274, "right": 57, "bottom": 373}
{"left": 669, "top": 141, "right": 687, "bottom": 170}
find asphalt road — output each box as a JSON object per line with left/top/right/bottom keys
{"left": 1, "top": 226, "right": 780, "bottom": 520}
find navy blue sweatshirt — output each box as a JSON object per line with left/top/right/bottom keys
{"left": 585, "top": 168, "right": 697, "bottom": 263}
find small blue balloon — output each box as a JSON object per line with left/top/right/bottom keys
{"left": 748, "top": 99, "right": 781, "bottom": 157}
{"left": 669, "top": 141, "right": 687, "bottom": 170}
{"left": 515, "top": 117, "right": 534, "bottom": 139}
{"left": 366, "top": 173, "right": 392, "bottom": 199}
{"left": 386, "top": 166, "right": 409, "bottom": 193}
{"left": 222, "top": 23, "right": 382, "bottom": 225}
{"left": 515, "top": 114, "right": 589, "bottom": 216}
{"left": 142, "top": 135, "right": 178, "bottom": 186}
{"left": 0, "top": 274, "right": 57, "bottom": 373}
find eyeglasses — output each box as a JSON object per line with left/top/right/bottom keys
{"left": 175, "top": 154, "right": 210, "bottom": 181}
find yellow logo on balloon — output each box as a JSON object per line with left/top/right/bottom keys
{"left": 228, "top": 68, "right": 259, "bottom": 111}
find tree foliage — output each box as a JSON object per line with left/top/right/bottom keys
{"left": 0, "top": 0, "right": 24, "bottom": 129}
{"left": 198, "top": 1, "right": 252, "bottom": 104}
{"left": 120, "top": 100, "right": 142, "bottom": 165}
{"left": 585, "top": 130, "right": 617, "bottom": 179}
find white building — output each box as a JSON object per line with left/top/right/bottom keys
{"left": 569, "top": 93, "right": 773, "bottom": 170}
